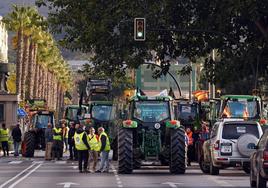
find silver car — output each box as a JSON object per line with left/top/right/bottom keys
{"left": 201, "top": 119, "right": 263, "bottom": 175}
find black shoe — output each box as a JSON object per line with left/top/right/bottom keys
{"left": 79, "top": 170, "right": 83, "bottom": 173}
{"left": 95, "top": 170, "right": 102, "bottom": 173}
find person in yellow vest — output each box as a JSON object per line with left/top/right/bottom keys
{"left": 96, "top": 127, "right": 110, "bottom": 173}
{"left": 88, "top": 127, "right": 99, "bottom": 173}
{"left": 74, "top": 124, "right": 90, "bottom": 173}
{"left": 62, "top": 123, "right": 69, "bottom": 153}
{"left": 52, "top": 124, "right": 63, "bottom": 160}
{"left": 0, "top": 123, "right": 9, "bottom": 157}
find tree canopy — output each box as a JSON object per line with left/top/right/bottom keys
{"left": 36, "top": 0, "right": 268, "bottom": 94}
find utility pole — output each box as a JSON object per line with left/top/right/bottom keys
{"left": 209, "top": 49, "right": 216, "bottom": 99}
{"left": 189, "top": 62, "right": 192, "bottom": 101}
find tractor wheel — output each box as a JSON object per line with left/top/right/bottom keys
{"left": 118, "top": 127, "right": 133, "bottom": 174}
{"left": 112, "top": 136, "right": 118, "bottom": 161}
{"left": 23, "top": 132, "right": 35, "bottom": 157}
{"left": 133, "top": 149, "right": 142, "bottom": 169}
{"left": 169, "top": 127, "right": 186, "bottom": 174}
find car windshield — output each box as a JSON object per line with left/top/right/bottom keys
{"left": 222, "top": 123, "right": 260, "bottom": 139}
{"left": 177, "top": 104, "right": 197, "bottom": 122}
{"left": 222, "top": 99, "right": 258, "bottom": 118}
{"left": 91, "top": 105, "right": 112, "bottom": 121}
{"left": 66, "top": 107, "right": 86, "bottom": 120}
{"left": 35, "top": 114, "right": 53, "bottom": 128}
{"left": 133, "top": 101, "right": 170, "bottom": 122}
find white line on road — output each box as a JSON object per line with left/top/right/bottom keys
{"left": 8, "top": 163, "right": 42, "bottom": 188}
{"left": 8, "top": 161, "right": 22, "bottom": 164}
{"left": 0, "top": 163, "right": 36, "bottom": 188}
{"left": 111, "top": 164, "right": 123, "bottom": 188}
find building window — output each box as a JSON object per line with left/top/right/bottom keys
{"left": 0, "top": 104, "right": 4, "bottom": 121}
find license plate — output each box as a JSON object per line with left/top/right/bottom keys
{"left": 221, "top": 143, "right": 232, "bottom": 153}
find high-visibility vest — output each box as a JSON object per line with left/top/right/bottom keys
{"left": 64, "top": 127, "right": 69, "bottom": 139}
{"left": 74, "top": 132, "right": 88, "bottom": 151}
{"left": 88, "top": 134, "right": 99, "bottom": 151}
{"left": 187, "top": 132, "right": 193, "bottom": 145}
{"left": 99, "top": 132, "right": 110, "bottom": 151}
{"left": 53, "top": 128, "right": 62, "bottom": 141}
{"left": 0, "top": 128, "right": 9, "bottom": 142}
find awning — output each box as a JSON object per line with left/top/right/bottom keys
{"left": 17, "top": 108, "right": 27, "bottom": 117}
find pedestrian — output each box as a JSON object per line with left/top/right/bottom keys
{"left": 74, "top": 124, "right": 90, "bottom": 173}
{"left": 68, "top": 122, "right": 77, "bottom": 160}
{"left": 62, "top": 122, "right": 69, "bottom": 153}
{"left": 0, "top": 123, "right": 9, "bottom": 157}
{"left": 88, "top": 127, "right": 99, "bottom": 173}
{"left": 52, "top": 124, "right": 63, "bottom": 160}
{"left": 45, "top": 123, "right": 53, "bottom": 160}
{"left": 96, "top": 127, "right": 110, "bottom": 173}
{"left": 186, "top": 127, "right": 194, "bottom": 166}
{"left": 11, "top": 124, "right": 21, "bottom": 157}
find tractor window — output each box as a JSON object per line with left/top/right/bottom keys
{"left": 222, "top": 100, "right": 258, "bottom": 119}
{"left": 177, "top": 104, "right": 198, "bottom": 122}
{"left": 91, "top": 105, "right": 112, "bottom": 121}
{"left": 66, "top": 107, "right": 87, "bottom": 121}
{"left": 133, "top": 101, "right": 170, "bottom": 122}
{"left": 35, "top": 114, "right": 53, "bottom": 129}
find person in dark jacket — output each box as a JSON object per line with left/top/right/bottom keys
{"left": 74, "top": 124, "right": 90, "bottom": 173}
{"left": 68, "top": 122, "right": 77, "bottom": 160}
{"left": 11, "top": 124, "right": 21, "bottom": 157}
{"left": 45, "top": 123, "right": 53, "bottom": 160}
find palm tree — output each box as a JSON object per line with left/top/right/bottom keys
{"left": 3, "top": 5, "right": 31, "bottom": 96}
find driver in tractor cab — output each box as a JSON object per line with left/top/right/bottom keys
{"left": 222, "top": 105, "right": 231, "bottom": 118}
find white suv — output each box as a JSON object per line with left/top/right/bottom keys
{"left": 201, "top": 119, "right": 263, "bottom": 175}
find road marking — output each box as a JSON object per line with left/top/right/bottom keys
{"left": 9, "top": 161, "right": 22, "bottom": 164}
{"left": 162, "top": 182, "right": 183, "bottom": 188}
{"left": 57, "top": 182, "right": 80, "bottom": 188}
{"left": 0, "top": 163, "right": 36, "bottom": 188}
{"left": 67, "top": 166, "right": 78, "bottom": 169}
{"left": 111, "top": 164, "right": 123, "bottom": 188}
{"left": 32, "top": 161, "right": 44, "bottom": 164}
{"left": 8, "top": 163, "right": 42, "bottom": 188}
{"left": 55, "top": 161, "right": 67, "bottom": 164}
{"left": 207, "top": 176, "right": 234, "bottom": 187}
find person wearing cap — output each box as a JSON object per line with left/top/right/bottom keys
{"left": 96, "top": 127, "right": 110, "bottom": 173}
{"left": 45, "top": 123, "right": 53, "bottom": 160}
{"left": 88, "top": 127, "right": 99, "bottom": 172}
{"left": 74, "top": 124, "right": 90, "bottom": 173}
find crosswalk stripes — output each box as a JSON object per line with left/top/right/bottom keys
{"left": 8, "top": 161, "right": 23, "bottom": 164}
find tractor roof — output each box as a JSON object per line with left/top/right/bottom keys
{"left": 221, "top": 95, "right": 261, "bottom": 100}
{"left": 66, "top": 105, "right": 87, "bottom": 108}
{"left": 89, "top": 101, "right": 113, "bottom": 105}
{"left": 129, "top": 95, "right": 173, "bottom": 101}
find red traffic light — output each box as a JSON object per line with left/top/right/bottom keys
{"left": 134, "top": 18, "right": 146, "bottom": 41}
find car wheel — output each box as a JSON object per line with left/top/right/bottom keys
{"left": 257, "top": 172, "right": 266, "bottom": 188}
{"left": 210, "top": 160, "right": 219, "bottom": 175}
{"left": 199, "top": 156, "right": 210, "bottom": 174}
{"left": 250, "top": 166, "right": 256, "bottom": 187}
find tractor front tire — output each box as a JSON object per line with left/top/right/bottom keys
{"left": 118, "top": 127, "right": 133, "bottom": 174}
{"left": 169, "top": 128, "right": 186, "bottom": 174}
{"left": 23, "top": 132, "right": 35, "bottom": 157}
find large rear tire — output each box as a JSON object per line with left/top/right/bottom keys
{"left": 118, "top": 128, "right": 133, "bottom": 174}
{"left": 169, "top": 128, "right": 186, "bottom": 174}
{"left": 23, "top": 132, "right": 35, "bottom": 157}
{"left": 112, "top": 136, "right": 118, "bottom": 161}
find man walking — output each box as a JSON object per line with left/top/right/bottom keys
{"left": 52, "top": 124, "right": 63, "bottom": 160}
{"left": 74, "top": 124, "right": 90, "bottom": 173}
{"left": 11, "top": 124, "right": 21, "bottom": 157}
{"left": 0, "top": 123, "right": 9, "bottom": 157}
{"left": 45, "top": 123, "right": 53, "bottom": 160}
{"left": 96, "top": 127, "right": 110, "bottom": 173}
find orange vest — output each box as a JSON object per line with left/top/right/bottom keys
{"left": 187, "top": 131, "right": 193, "bottom": 145}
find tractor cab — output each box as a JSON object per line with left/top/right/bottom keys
{"left": 64, "top": 105, "right": 88, "bottom": 125}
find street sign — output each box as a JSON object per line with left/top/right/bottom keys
{"left": 134, "top": 18, "right": 146, "bottom": 41}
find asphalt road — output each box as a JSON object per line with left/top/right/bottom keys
{"left": 0, "top": 153, "right": 255, "bottom": 188}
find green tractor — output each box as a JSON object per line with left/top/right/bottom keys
{"left": 117, "top": 92, "right": 186, "bottom": 174}
{"left": 22, "top": 99, "right": 55, "bottom": 157}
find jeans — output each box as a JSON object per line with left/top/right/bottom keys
{"left": 69, "top": 143, "right": 77, "bottom": 160}
{"left": 13, "top": 141, "right": 20, "bottom": 156}
{"left": 98, "top": 150, "right": 109, "bottom": 172}
{"left": 1, "top": 141, "right": 9, "bottom": 156}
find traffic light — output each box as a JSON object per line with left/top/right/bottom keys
{"left": 134, "top": 18, "right": 146, "bottom": 41}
